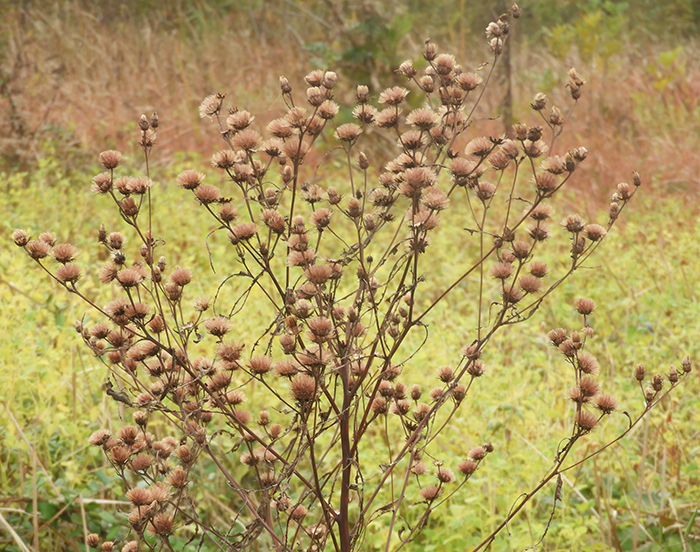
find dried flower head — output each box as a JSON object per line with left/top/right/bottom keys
{"left": 199, "top": 93, "right": 224, "bottom": 118}
{"left": 291, "top": 374, "right": 317, "bottom": 401}
{"left": 419, "top": 484, "right": 442, "bottom": 502}
{"left": 379, "top": 86, "right": 409, "bottom": 105}
{"left": 594, "top": 394, "right": 619, "bottom": 414}
{"left": 99, "top": 150, "right": 123, "bottom": 170}
{"left": 575, "top": 298, "right": 596, "bottom": 315}
{"left": 575, "top": 411, "right": 598, "bottom": 432}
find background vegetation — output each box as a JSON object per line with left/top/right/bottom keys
{"left": 1, "top": 0, "right": 698, "bottom": 550}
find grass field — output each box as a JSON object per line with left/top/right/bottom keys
{"left": 1, "top": 2, "right": 699, "bottom": 551}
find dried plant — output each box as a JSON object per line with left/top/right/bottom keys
{"left": 12, "top": 5, "right": 691, "bottom": 552}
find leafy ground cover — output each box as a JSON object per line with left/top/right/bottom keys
{"left": 1, "top": 1, "right": 699, "bottom": 550}
{"left": 1, "top": 152, "right": 698, "bottom": 550}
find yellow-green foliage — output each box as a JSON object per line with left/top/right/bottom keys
{"left": 1, "top": 151, "right": 698, "bottom": 550}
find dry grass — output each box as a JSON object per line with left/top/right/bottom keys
{"left": 2, "top": 2, "right": 700, "bottom": 202}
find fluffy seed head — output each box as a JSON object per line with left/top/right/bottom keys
{"left": 575, "top": 411, "right": 598, "bottom": 432}
{"left": 51, "top": 243, "right": 79, "bottom": 264}
{"left": 419, "top": 484, "right": 442, "bottom": 502}
{"left": 379, "top": 86, "right": 409, "bottom": 105}
{"left": 26, "top": 239, "right": 51, "bottom": 259}
{"left": 170, "top": 267, "right": 192, "bottom": 286}
{"left": 335, "top": 123, "right": 362, "bottom": 142}
{"left": 99, "top": 150, "right": 123, "bottom": 169}
{"left": 291, "top": 374, "right": 317, "bottom": 401}
{"left": 199, "top": 93, "right": 223, "bottom": 118}
{"left": 193, "top": 185, "right": 223, "bottom": 207}
{"left": 585, "top": 224, "right": 607, "bottom": 241}
{"left": 56, "top": 264, "right": 81, "bottom": 283}
{"left": 458, "top": 459, "right": 478, "bottom": 475}
{"left": 575, "top": 298, "right": 596, "bottom": 315}
{"left": 177, "top": 170, "right": 205, "bottom": 190}
{"left": 595, "top": 394, "right": 619, "bottom": 414}
{"left": 529, "top": 260, "right": 549, "bottom": 278}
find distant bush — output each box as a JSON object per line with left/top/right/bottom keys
{"left": 12, "top": 5, "right": 692, "bottom": 551}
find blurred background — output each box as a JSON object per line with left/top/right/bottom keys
{"left": 1, "top": 1, "right": 699, "bottom": 551}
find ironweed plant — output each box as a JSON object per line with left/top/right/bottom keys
{"left": 12, "top": 5, "right": 692, "bottom": 552}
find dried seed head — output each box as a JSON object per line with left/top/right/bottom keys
{"left": 458, "top": 459, "right": 478, "bottom": 475}
{"left": 51, "top": 243, "right": 79, "bottom": 264}
{"left": 249, "top": 355, "right": 273, "bottom": 375}
{"left": 575, "top": 298, "right": 596, "bottom": 315}
{"left": 379, "top": 86, "right": 409, "bottom": 105}
{"left": 291, "top": 374, "right": 317, "bottom": 401}
{"left": 468, "top": 446, "right": 486, "bottom": 460}
{"left": 290, "top": 504, "right": 308, "bottom": 521}
{"left": 577, "top": 352, "right": 600, "bottom": 375}
{"left": 436, "top": 466, "right": 456, "bottom": 483}
{"left": 682, "top": 356, "right": 692, "bottom": 373}
{"left": 575, "top": 411, "right": 598, "bottom": 432}
{"left": 518, "top": 274, "right": 543, "bottom": 294}
{"left": 437, "top": 365, "right": 454, "bottom": 383}
{"left": 548, "top": 328, "right": 567, "bottom": 346}
{"left": 523, "top": 139, "right": 548, "bottom": 158}
{"left": 490, "top": 261, "right": 514, "bottom": 280}
{"left": 194, "top": 184, "right": 221, "bottom": 204}
{"left": 226, "top": 109, "right": 254, "bottom": 131}
{"left": 26, "top": 239, "right": 51, "bottom": 259}
{"left": 529, "top": 260, "right": 549, "bottom": 278}
{"left": 279, "top": 76, "right": 292, "bottom": 94}
{"left": 149, "top": 513, "right": 173, "bottom": 537}
{"left": 535, "top": 172, "right": 558, "bottom": 194}
{"left": 419, "top": 484, "right": 442, "bottom": 502}
{"left": 652, "top": 373, "right": 664, "bottom": 391}
{"left": 170, "top": 267, "right": 192, "bottom": 286}
{"left": 228, "top": 223, "right": 258, "bottom": 244}
{"left": 199, "top": 93, "right": 224, "bottom": 118}
{"left": 233, "top": 129, "right": 262, "bottom": 151}
{"left": 204, "top": 316, "right": 233, "bottom": 337}
{"left": 56, "top": 264, "right": 82, "bottom": 284}
{"left": 561, "top": 214, "right": 586, "bottom": 233}
{"left": 634, "top": 363, "right": 646, "bottom": 381}
{"left": 167, "top": 466, "right": 188, "bottom": 489}
{"left": 530, "top": 92, "right": 547, "bottom": 111}
{"left": 99, "top": 150, "right": 123, "bottom": 170}
{"left": 335, "top": 123, "right": 362, "bottom": 142}
{"left": 595, "top": 394, "right": 619, "bottom": 414}
{"left": 541, "top": 156, "right": 567, "bottom": 175}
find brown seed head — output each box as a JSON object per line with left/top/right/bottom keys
{"left": 51, "top": 243, "right": 79, "bottom": 264}
{"left": 468, "top": 446, "right": 487, "bottom": 460}
{"left": 199, "top": 93, "right": 223, "bottom": 118}
{"left": 595, "top": 394, "right": 619, "bottom": 414}
{"left": 379, "top": 86, "right": 409, "bottom": 105}
{"left": 335, "top": 123, "right": 362, "bottom": 143}
{"left": 575, "top": 298, "right": 596, "bottom": 315}
{"left": 26, "top": 239, "right": 51, "bottom": 259}
{"left": 177, "top": 170, "right": 205, "bottom": 190}
{"left": 458, "top": 459, "right": 478, "bottom": 475}
{"left": 90, "top": 172, "right": 112, "bottom": 194}
{"left": 291, "top": 374, "right": 317, "bottom": 401}
{"left": 149, "top": 514, "right": 173, "bottom": 537}
{"left": 437, "top": 365, "right": 454, "bottom": 383}
{"left": 419, "top": 484, "right": 442, "bottom": 502}
{"left": 529, "top": 260, "right": 549, "bottom": 278}
{"left": 204, "top": 316, "right": 233, "bottom": 337}
{"left": 194, "top": 184, "right": 221, "bottom": 204}
{"left": 575, "top": 411, "right": 598, "bottom": 432}
{"left": 100, "top": 150, "right": 123, "bottom": 170}
{"left": 56, "top": 263, "right": 82, "bottom": 284}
